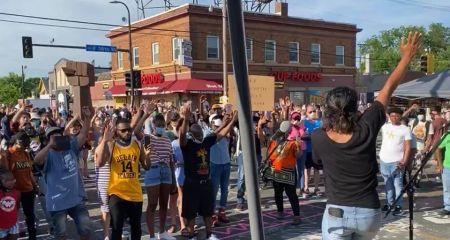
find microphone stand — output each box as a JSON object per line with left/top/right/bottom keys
{"left": 385, "top": 128, "right": 449, "bottom": 240}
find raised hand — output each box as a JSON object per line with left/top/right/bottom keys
{"left": 103, "top": 123, "right": 116, "bottom": 142}
{"left": 82, "top": 106, "right": 92, "bottom": 119}
{"left": 181, "top": 104, "right": 191, "bottom": 118}
{"left": 400, "top": 31, "right": 422, "bottom": 61}
{"left": 144, "top": 101, "right": 156, "bottom": 115}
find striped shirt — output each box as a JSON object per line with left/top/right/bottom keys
{"left": 148, "top": 134, "right": 173, "bottom": 164}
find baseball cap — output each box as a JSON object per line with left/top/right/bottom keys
{"left": 45, "top": 126, "right": 63, "bottom": 138}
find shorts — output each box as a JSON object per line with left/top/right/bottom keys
{"left": 175, "top": 166, "right": 185, "bottom": 187}
{"left": 144, "top": 163, "right": 173, "bottom": 187}
{"left": 0, "top": 222, "right": 19, "bottom": 238}
{"left": 50, "top": 203, "right": 91, "bottom": 238}
{"left": 182, "top": 178, "right": 214, "bottom": 219}
{"left": 305, "top": 152, "right": 323, "bottom": 170}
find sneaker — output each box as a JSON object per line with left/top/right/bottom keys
{"left": 381, "top": 205, "right": 391, "bottom": 212}
{"left": 276, "top": 211, "right": 284, "bottom": 220}
{"left": 207, "top": 234, "right": 220, "bottom": 240}
{"left": 291, "top": 216, "right": 302, "bottom": 226}
{"left": 122, "top": 231, "right": 129, "bottom": 240}
{"left": 157, "top": 231, "right": 176, "bottom": 240}
{"left": 218, "top": 208, "right": 230, "bottom": 223}
{"left": 439, "top": 209, "right": 450, "bottom": 216}
{"left": 235, "top": 203, "right": 246, "bottom": 211}
{"left": 393, "top": 206, "right": 404, "bottom": 216}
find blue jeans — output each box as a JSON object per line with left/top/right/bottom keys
{"left": 50, "top": 203, "right": 91, "bottom": 238}
{"left": 296, "top": 153, "right": 306, "bottom": 189}
{"left": 144, "top": 162, "right": 173, "bottom": 187}
{"left": 236, "top": 153, "right": 245, "bottom": 204}
{"left": 322, "top": 204, "right": 381, "bottom": 240}
{"left": 380, "top": 161, "right": 403, "bottom": 207}
{"left": 210, "top": 162, "right": 231, "bottom": 209}
{"left": 442, "top": 168, "right": 450, "bottom": 211}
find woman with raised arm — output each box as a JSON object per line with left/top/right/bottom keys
{"left": 311, "top": 32, "right": 421, "bottom": 240}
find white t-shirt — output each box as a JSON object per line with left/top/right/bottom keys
{"left": 379, "top": 123, "right": 412, "bottom": 163}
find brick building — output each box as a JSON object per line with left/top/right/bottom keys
{"left": 97, "top": 2, "right": 360, "bottom": 108}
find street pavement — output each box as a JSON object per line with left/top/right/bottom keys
{"left": 18, "top": 148, "right": 450, "bottom": 240}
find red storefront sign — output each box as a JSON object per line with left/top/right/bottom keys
{"left": 141, "top": 73, "right": 164, "bottom": 86}
{"left": 270, "top": 71, "right": 322, "bottom": 82}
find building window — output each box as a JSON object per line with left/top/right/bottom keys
{"left": 172, "top": 38, "right": 181, "bottom": 61}
{"left": 288, "top": 42, "right": 299, "bottom": 63}
{"left": 336, "top": 46, "right": 345, "bottom": 65}
{"left": 207, "top": 36, "right": 219, "bottom": 60}
{"left": 311, "top": 43, "right": 320, "bottom": 64}
{"left": 246, "top": 38, "right": 253, "bottom": 61}
{"left": 117, "top": 51, "right": 123, "bottom": 69}
{"left": 265, "top": 40, "right": 276, "bottom": 62}
{"left": 133, "top": 47, "right": 139, "bottom": 68}
{"left": 152, "top": 42, "right": 159, "bottom": 65}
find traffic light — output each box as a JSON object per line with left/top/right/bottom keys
{"left": 132, "top": 70, "right": 141, "bottom": 89}
{"left": 420, "top": 55, "right": 427, "bottom": 73}
{"left": 22, "top": 36, "right": 33, "bottom": 58}
{"left": 420, "top": 53, "right": 435, "bottom": 75}
{"left": 125, "top": 71, "right": 131, "bottom": 90}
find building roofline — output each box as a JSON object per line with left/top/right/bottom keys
{"left": 107, "top": 3, "right": 360, "bottom": 38}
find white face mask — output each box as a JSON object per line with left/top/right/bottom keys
{"left": 293, "top": 120, "right": 301, "bottom": 126}
{"left": 417, "top": 114, "right": 424, "bottom": 121}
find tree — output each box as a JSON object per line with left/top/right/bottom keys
{"left": 0, "top": 73, "right": 40, "bottom": 105}
{"left": 360, "top": 23, "right": 450, "bottom": 73}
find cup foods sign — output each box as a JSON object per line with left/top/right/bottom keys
{"left": 270, "top": 71, "right": 322, "bottom": 82}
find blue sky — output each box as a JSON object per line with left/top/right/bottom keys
{"left": 0, "top": 0, "right": 449, "bottom": 78}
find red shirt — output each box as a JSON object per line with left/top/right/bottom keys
{"left": 0, "top": 189, "right": 19, "bottom": 229}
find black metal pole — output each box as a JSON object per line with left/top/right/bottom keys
{"left": 110, "top": 1, "right": 134, "bottom": 108}
{"left": 226, "top": 1, "right": 265, "bottom": 239}
{"left": 21, "top": 65, "right": 25, "bottom": 100}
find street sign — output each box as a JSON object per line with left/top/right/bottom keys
{"left": 85, "top": 44, "right": 117, "bottom": 53}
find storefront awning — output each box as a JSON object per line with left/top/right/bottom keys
{"left": 109, "top": 79, "right": 223, "bottom": 96}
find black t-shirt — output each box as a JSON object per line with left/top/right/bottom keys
{"left": 312, "top": 101, "right": 386, "bottom": 209}
{"left": 181, "top": 134, "right": 217, "bottom": 180}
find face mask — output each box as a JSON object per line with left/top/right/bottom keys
{"left": 417, "top": 114, "right": 424, "bottom": 121}
{"left": 293, "top": 120, "right": 300, "bottom": 126}
{"left": 154, "top": 127, "right": 165, "bottom": 136}
{"left": 308, "top": 113, "right": 316, "bottom": 119}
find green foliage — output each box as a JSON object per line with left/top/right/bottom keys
{"left": 361, "top": 23, "right": 450, "bottom": 73}
{"left": 0, "top": 73, "right": 40, "bottom": 105}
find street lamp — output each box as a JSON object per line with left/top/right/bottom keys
{"left": 110, "top": 0, "right": 135, "bottom": 107}
{"left": 21, "top": 65, "right": 27, "bottom": 100}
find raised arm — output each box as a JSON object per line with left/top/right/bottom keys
{"left": 95, "top": 122, "right": 115, "bottom": 168}
{"left": 133, "top": 102, "right": 156, "bottom": 141}
{"left": 217, "top": 110, "right": 238, "bottom": 142}
{"left": 376, "top": 32, "right": 422, "bottom": 109}
{"left": 64, "top": 114, "right": 80, "bottom": 136}
{"left": 11, "top": 104, "right": 25, "bottom": 125}
{"left": 35, "top": 136, "right": 55, "bottom": 165}
{"left": 179, "top": 106, "right": 190, "bottom": 147}
{"left": 76, "top": 107, "right": 92, "bottom": 149}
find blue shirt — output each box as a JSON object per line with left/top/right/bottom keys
{"left": 304, "top": 119, "right": 322, "bottom": 152}
{"left": 210, "top": 137, "right": 230, "bottom": 164}
{"left": 44, "top": 138, "right": 86, "bottom": 212}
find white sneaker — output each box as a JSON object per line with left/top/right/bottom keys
{"left": 158, "top": 231, "right": 176, "bottom": 240}
{"left": 208, "top": 234, "right": 220, "bottom": 240}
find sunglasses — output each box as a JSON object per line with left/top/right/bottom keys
{"left": 117, "top": 128, "right": 132, "bottom": 133}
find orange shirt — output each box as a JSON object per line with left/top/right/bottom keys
{"left": 8, "top": 147, "right": 34, "bottom": 192}
{"left": 268, "top": 140, "right": 299, "bottom": 171}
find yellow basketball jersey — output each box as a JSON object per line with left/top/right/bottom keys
{"left": 108, "top": 139, "right": 143, "bottom": 202}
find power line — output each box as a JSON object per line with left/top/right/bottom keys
{"left": 0, "top": 12, "right": 424, "bottom": 63}
{"left": 386, "top": 0, "right": 450, "bottom": 12}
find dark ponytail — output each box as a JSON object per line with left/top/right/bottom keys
{"left": 323, "top": 87, "right": 359, "bottom": 134}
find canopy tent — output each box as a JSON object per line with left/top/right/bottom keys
{"left": 391, "top": 70, "right": 450, "bottom": 98}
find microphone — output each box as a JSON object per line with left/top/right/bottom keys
{"left": 271, "top": 121, "right": 291, "bottom": 140}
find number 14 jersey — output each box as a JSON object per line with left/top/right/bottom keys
{"left": 108, "top": 139, "right": 143, "bottom": 202}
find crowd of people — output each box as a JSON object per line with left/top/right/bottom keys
{"left": 0, "top": 31, "right": 448, "bottom": 240}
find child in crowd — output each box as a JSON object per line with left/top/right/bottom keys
{"left": 0, "top": 168, "right": 20, "bottom": 240}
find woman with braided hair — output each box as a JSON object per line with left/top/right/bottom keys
{"left": 311, "top": 31, "right": 422, "bottom": 239}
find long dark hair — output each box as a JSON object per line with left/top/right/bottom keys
{"left": 323, "top": 87, "right": 359, "bottom": 134}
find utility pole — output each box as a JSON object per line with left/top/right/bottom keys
{"left": 21, "top": 65, "right": 27, "bottom": 100}
{"left": 110, "top": 1, "right": 135, "bottom": 107}
{"left": 222, "top": 0, "right": 228, "bottom": 97}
